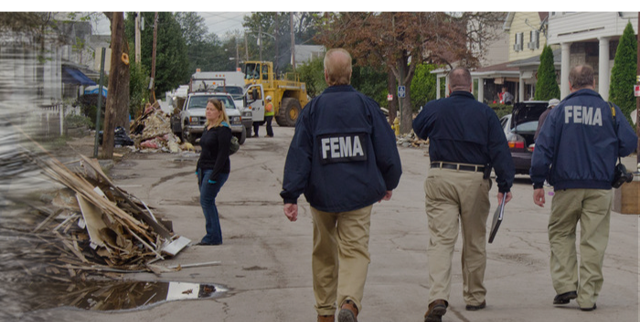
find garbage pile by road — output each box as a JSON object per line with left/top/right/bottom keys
{"left": 129, "top": 103, "right": 195, "bottom": 153}
{"left": 13, "top": 154, "right": 192, "bottom": 281}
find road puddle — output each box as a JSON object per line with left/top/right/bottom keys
{"left": 19, "top": 280, "right": 229, "bottom": 312}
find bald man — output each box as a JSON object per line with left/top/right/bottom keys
{"left": 281, "top": 48, "right": 402, "bottom": 322}
{"left": 413, "top": 67, "right": 515, "bottom": 322}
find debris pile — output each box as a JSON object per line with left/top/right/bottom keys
{"left": 26, "top": 154, "right": 190, "bottom": 280}
{"left": 396, "top": 130, "right": 429, "bottom": 148}
{"left": 129, "top": 103, "right": 195, "bottom": 153}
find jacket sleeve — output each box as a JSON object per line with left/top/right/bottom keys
{"left": 412, "top": 106, "right": 430, "bottom": 140}
{"left": 530, "top": 107, "right": 557, "bottom": 188}
{"left": 614, "top": 104, "right": 638, "bottom": 158}
{"left": 371, "top": 106, "right": 402, "bottom": 191}
{"left": 280, "top": 108, "right": 313, "bottom": 204}
{"left": 487, "top": 111, "right": 515, "bottom": 192}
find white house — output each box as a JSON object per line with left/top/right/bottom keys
{"left": 547, "top": 12, "right": 639, "bottom": 100}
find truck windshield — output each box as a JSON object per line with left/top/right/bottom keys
{"left": 188, "top": 95, "right": 236, "bottom": 110}
{"left": 245, "top": 64, "right": 260, "bottom": 80}
{"left": 214, "top": 86, "right": 243, "bottom": 100}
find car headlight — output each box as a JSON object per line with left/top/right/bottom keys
{"left": 242, "top": 111, "right": 252, "bottom": 118}
{"left": 189, "top": 116, "right": 199, "bottom": 123}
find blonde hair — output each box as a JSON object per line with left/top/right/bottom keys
{"left": 324, "top": 48, "right": 352, "bottom": 86}
{"left": 205, "top": 98, "right": 230, "bottom": 127}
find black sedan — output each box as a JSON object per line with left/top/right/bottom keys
{"left": 499, "top": 101, "right": 549, "bottom": 175}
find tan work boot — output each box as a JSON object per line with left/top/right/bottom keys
{"left": 424, "top": 299, "right": 447, "bottom": 322}
{"left": 318, "top": 314, "right": 335, "bottom": 322}
{"left": 338, "top": 300, "right": 358, "bottom": 322}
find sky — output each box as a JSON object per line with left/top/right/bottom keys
{"left": 94, "top": 12, "right": 249, "bottom": 38}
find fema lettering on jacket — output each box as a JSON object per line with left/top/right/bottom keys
{"left": 318, "top": 133, "right": 367, "bottom": 164}
{"left": 564, "top": 105, "right": 603, "bottom": 126}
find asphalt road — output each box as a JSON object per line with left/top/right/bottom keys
{"left": 24, "top": 125, "right": 638, "bottom": 322}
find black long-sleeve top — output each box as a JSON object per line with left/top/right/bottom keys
{"left": 196, "top": 124, "right": 231, "bottom": 181}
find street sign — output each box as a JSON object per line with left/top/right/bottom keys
{"left": 398, "top": 86, "right": 406, "bottom": 98}
{"left": 634, "top": 85, "right": 640, "bottom": 97}
{"left": 387, "top": 94, "right": 393, "bottom": 101}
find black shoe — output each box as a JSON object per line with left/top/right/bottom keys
{"left": 195, "top": 242, "right": 222, "bottom": 246}
{"left": 553, "top": 291, "right": 577, "bottom": 305}
{"left": 580, "top": 304, "right": 597, "bottom": 311}
{"left": 465, "top": 300, "right": 486, "bottom": 311}
{"left": 424, "top": 300, "right": 447, "bottom": 322}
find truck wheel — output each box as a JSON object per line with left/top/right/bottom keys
{"left": 182, "top": 125, "right": 194, "bottom": 145}
{"left": 235, "top": 127, "right": 247, "bottom": 145}
{"left": 276, "top": 97, "right": 301, "bottom": 127}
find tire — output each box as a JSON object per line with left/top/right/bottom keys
{"left": 275, "top": 97, "right": 301, "bottom": 127}
{"left": 182, "top": 124, "right": 195, "bottom": 145}
{"left": 235, "top": 127, "right": 247, "bottom": 145}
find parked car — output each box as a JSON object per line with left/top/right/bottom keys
{"left": 499, "top": 101, "right": 549, "bottom": 175}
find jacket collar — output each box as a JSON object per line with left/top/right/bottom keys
{"left": 449, "top": 91, "right": 475, "bottom": 99}
{"left": 322, "top": 85, "right": 356, "bottom": 94}
{"left": 563, "top": 88, "right": 603, "bottom": 101}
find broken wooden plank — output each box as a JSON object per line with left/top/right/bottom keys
{"left": 161, "top": 236, "right": 191, "bottom": 257}
{"left": 166, "top": 261, "right": 221, "bottom": 269}
{"left": 76, "top": 193, "right": 108, "bottom": 248}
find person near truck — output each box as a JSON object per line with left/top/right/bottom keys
{"left": 251, "top": 95, "right": 271, "bottom": 137}
{"left": 195, "top": 98, "right": 232, "bottom": 246}
{"left": 412, "top": 66, "right": 515, "bottom": 322}
{"left": 530, "top": 64, "right": 637, "bottom": 311}
{"left": 280, "top": 48, "right": 402, "bottom": 322}
{"left": 264, "top": 95, "right": 274, "bottom": 137}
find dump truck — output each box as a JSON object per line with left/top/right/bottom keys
{"left": 243, "top": 61, "right": 309, "bottom": 127}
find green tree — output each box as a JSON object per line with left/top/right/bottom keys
{"left": 410, "top": 63, "right": 439, "bottom": 112}
{"left": 534, "top": 45, "right": 560, "bottom": 101}
{"left": 351, "top": 65, "right": 387, "bottom": 107}
{"left": 609, "top": 21, "right": 637, "bottom": 126}
{"left": 243, "top": 12, "right": 323, "bottom": 73}
{"left": 175, "top": 12, "right": 234, "bottom": 72}
{"left": 298, "top": 56, "right": 326, "bottom": 98}
{"left": 125, "top": 12, "right": 190, "bottom": 98}
{"left": 129, "top": 61, "right": 149, "bottom": 118}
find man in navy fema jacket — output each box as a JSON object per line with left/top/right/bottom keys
{"left": 281, "top": 48, "right": 402, "bottom": 322}
{"left": 413, "top": 67, "right": 514, "bottom": 322}
{"left": 531, "top": 64, "right": 637, "bottom": 311}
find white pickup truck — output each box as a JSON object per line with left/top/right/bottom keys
{"left": 171, "top": 92, "right": 246, "bottom": 145}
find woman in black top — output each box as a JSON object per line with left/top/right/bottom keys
{"left": 195, "top": 98, "right": 232, "bottom": 245}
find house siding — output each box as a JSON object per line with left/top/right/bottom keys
{"left": 508, "top": 12, "right": 547, "bottom": 61}
{"left": 548, "top": 12, "right": 638, "bottom": 45}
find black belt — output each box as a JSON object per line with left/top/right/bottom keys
{"left": 430, "top": 162, "right": 485, "bottom": 173}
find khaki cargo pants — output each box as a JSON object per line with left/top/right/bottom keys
{"left": 425, "top": 167, "right": 492, "bottom": 306}
{"left": 548, "top": 188, "right": 612, "bottom": 309}
{"left": 311, "top": 205, "right": 373, "bottom": 316}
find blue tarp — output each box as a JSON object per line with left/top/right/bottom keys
{"left": 62, "top": 67, "right": 97, "bottom": 86}
{"left": 84, "top": 85, "right": 108, "bottom": 97}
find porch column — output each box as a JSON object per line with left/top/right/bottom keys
{"left": 477, "top": 77, "right": 484, "bottom": 103}
{"left": 598, "top": 36, "right": 610, "bottom": 100}
{"left": 519, "top": 70, "right": 525, "bottom": 102}
{"left": 436, "top": 75, "right": 441, "bottom": 99}
{"left": 561, "top": 42, "right": 571, "bottom": 99}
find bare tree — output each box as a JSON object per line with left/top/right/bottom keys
{"left": 317, "top": 12, "right": 505, "bottom": 133}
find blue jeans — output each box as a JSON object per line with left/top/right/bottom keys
{"left": 197, "top": 169, "right": 229, "bottom": 245}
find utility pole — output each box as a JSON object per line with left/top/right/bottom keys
{"left": 290, "top": 12, "right": 295, "bottom": 73}
{"left": 101, "top": 12, "right": 125, "bottom": 159}
{"left": 235, "top": 38, "right": 239, "bottom": 71}
{"left": 244, "top": 33, "right": 249, "bottom": 61}
{"left": 134, "top": 12, "right": 141, "bottom": 64}
{"left": 275, "top": 12, "right": 279, "bottom": 73}
{"left": 259, "top": 25, "right": 262, "bottom": 62}
{"left": 150, "top": 12, "right": 158, "bottom": 100}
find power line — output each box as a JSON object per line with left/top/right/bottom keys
{"left": 198, "top": 12, "right": 248, "bottom": 36}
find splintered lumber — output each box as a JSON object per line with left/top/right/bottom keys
{"left": 76, "top": 193, "right": 107, "bottom": 248}
{"left": 78, "top": 155, "right": 172, "bottom": 239}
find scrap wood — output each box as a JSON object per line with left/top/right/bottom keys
{"left": 166, "top": 261, "right": 221, "bottom": 269}
{"left": 78, "top": 155, "right": 172, "bottom": 239}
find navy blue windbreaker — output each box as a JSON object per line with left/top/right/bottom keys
{"left": 280, "top": 85, "right": 402, "bottom": 213}
{"left": 530, "top": 89, "right": 638, "bottom": 190}
{"left": 412, "top": 91, "right": 515, "bottom": 193}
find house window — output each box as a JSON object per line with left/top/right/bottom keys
{"left": 528, "top": 30, "right": 540, "bottom": 50}
{"left": 513, "top": 32, "right": 524, "bottom": 52}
